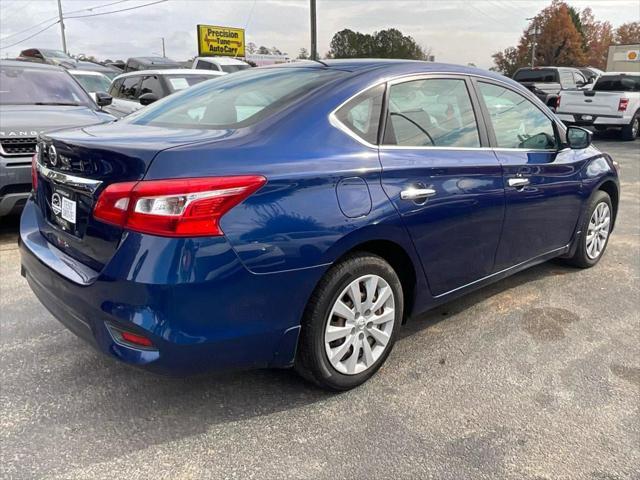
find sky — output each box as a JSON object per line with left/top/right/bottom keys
{"left": 1, "top": 0, "right": 638, "bottom": 69}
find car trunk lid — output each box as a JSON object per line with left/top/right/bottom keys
{"left": 34, "top": 122, "right": 233, "bottom": 272}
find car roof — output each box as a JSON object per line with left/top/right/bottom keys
{"left": 601, "top": 71, "right": 640, "bottom": 76}
{"left": 195, "top": 56, "right": 249, "bottom": 66}
{"left": 113, "top": 69, "right": 226, "bottom": 80}
{"left": 0, "top": 59, "right": 64, "bottom": 70}
{"left": 127, "top": 56, "right": 179, "bottom": 64}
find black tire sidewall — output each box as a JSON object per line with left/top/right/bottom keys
{"left": 300, "top": 254, "right": 403, "bottom": 390}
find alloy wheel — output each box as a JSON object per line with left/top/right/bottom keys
{"left": 586, "top": 202, "right": 611, "bottom": 260}
{"left": 324, "top": 274, "right": 395, "bottom": 375}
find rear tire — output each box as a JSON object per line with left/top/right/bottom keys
{"left": 565, "top": 190, "right": 612, "bottom": 268}
{"left": 620, "top": 114, "right": 639, "bottom": 141}
{"left": 295, "top": 252, "right": 403, "bottom": 391}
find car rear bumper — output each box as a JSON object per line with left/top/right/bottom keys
{"left": 19, "top": 199, "right": 326, "bottom": 375}
{"left": 556, "top": 112, "right": 628, "bottom": 127}
{"left": 0, "top": 155, "right": 31, "bottom": 216}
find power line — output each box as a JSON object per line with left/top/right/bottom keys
{"left": 64, "top": 0, "right": 168, "bottom": 19}
{"left": 1, "top": 0, "right": 130, "bottom": 42}
{"left": 0, "top": 20, "right": 60, "bottom": 50}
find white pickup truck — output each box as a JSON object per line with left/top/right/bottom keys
{"left": 556, "top": 72, "right": 639, "bottom": 140}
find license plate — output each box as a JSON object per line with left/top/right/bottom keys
{"left": 51, "top": 188, "right": 77, "bottom": 231}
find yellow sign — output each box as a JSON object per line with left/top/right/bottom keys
{"left": 197, "top": 25, "right": 245, "bottom": 57}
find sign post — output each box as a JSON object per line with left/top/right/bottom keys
{"left": 197, "top": 25, "right": 245, "bottom": 57}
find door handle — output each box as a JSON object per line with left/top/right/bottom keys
{"left": 400, "top": 187, "right": 436, "bottom": 201}
{"left": 508, "top": 178, "right": 530, "bottom": 189}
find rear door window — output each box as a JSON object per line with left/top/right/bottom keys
{"left": 334, "top": 84, "right": 384, "bottom": 145}
{"left": 478, "top": 82, "right": 557, "bottom": 150}
{"left": 560, "top": 71, "right": 575, "bottom": 89}
{"left": 383, "top": 78, "right": 480, "bottom": 148}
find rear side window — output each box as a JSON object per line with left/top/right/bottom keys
{"left": 383, "top": 78, "right": 480, "bottom": 148}
{"left": 513, "top": 69, "right": 559, "bottom": 83}
{"left": 478, "top": 82, "right": 557, "bottom": 150}
{"left": 593, "top": 75, "right": 640, "bottom": 92}
{"left": 334, "top": 85, "right": 384, "bottom": 145}
{"left": 127, "top": 68, "right": 346, "bottom": 129}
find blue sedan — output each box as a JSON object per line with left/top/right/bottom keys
{"left": 20, "top": 60, "right": 619, "bottom": 390}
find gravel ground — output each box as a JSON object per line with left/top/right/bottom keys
{"left": 0, "top": 137, "right": 638, "bottom": 480}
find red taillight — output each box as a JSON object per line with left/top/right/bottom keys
{"left": 31, "top": 154, "right": 38, "bottom": 190}
{"left": 120, "top": 331, "right": 153, "bottom": 347}
{"left": 94, "top": 176, "right": 266, "bottom": 237}
{"left": 618, "top": 98, "right": 629, "bottom": 112}
{"left": 556, "top": 95, "right": 561, "bottom": 109}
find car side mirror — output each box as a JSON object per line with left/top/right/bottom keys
{"left": 95, "top": 92, "right": 113, "bottom": 107}
{"left": 566, "top": 126, "right": 592, "bottom": 149}
{"left": 138, "top": 92, "right": 158, "bottom": 106}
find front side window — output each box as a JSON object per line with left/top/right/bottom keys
{"left": 334, "top": 84, "right": 384, "bottom": 144}
{"left": 478, "top": 82, "right": 557, "bottom": 150}
{"left": 119, "top": 76, "right": 140, "bottom": 100}
{"left": 127, "top": 68, "right": 346, "bottom": 130}
{"left": 383, "top": 78, "right": 480, "bottom": 148}
{"left": 139, "top": 75, "right": 164, "bottom": 97}
{"left": 72, "top": 73, "right": 111, "bottom": 94}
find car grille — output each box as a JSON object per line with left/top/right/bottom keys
{"left": 0, "top": 137, "right": 37, "bottom": 156}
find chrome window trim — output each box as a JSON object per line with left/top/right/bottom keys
{"left": 36, "top": 159, "right": 102, "bottom": 194}
{"left": 328, "top": 70, "right": 561, "bottom": 151}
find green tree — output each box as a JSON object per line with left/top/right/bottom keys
{"left": 328, "top": 28, "right": 426, "bottom": 60}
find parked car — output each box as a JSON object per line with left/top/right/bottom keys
{"left": 556, "top": 72, "right": 640, "bottom": 140}
{"left": 69, "top": 70, "right": 112, "bottom": 101}
{"left": 18, "top": 48, "right": 78, "bottom": 68}
{"left": 192, "top": 56, "right": 251, "bottom": 73}
{"left": 74, "top": 60, "right": 122, "bottom": 80}
{"left": 21, "top": 60, "right": 620, "bottom": 390}
{"left": 104, "top": 69, "right": 225, "bottom": 117}
{"left": 123, "top": 56, "right": 182, "bottom": 73}
{"left": 0, "top": 60, "right": 114, "bottom": 216}
{"left": 513, "top": 66, "right": 588, "bottom": 108}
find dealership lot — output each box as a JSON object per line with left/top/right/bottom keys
{"left": 0, "top": 138, "right": 638, "bottom": 479}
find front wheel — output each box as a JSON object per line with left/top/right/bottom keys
{"left": 565, "top": 190, "right": 613, "bottom": 268}
{"left": 295, "top": 253, "right": 403, "bottom": 390}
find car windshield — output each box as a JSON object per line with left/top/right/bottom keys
{"left": 0, "top": 65, "right": 93, "bottom": 106}
{"left": 593, "top": 75, "right": 640, "bottom": 92}
{"left": 72, "top": 72, "right": 111, "bottom": 93}
{"left": 221, "top": 64, "right": 250, "bottom": 74}
{"left": 41, "top": 49, "right": 72, "bottom": 59}
{"left": 127, "top": 67, "right": 346, "bottom": 129}
{"left": 164, "top": 74, "right": 221, "bottom": 92}
{"left": 513, "top": 69, "right": 559, "bottom": 83}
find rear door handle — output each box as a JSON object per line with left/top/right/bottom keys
{"left": 508, "top": 178, "right": 530, "bottom": 189}
{"left": 400, "top": 188, "right": 436, "bottom": 201}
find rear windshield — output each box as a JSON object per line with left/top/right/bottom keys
{"left": 127, "top": 67, "right": 346, "bottom": 129}
{"left": 513, "top": 69, "right": 559, "bottom": 83}
{"left": 593, "top": 75, "right": 640, "bottom": 92}
{"left": 164, "top": 74, "right": 220, "bottom": 92}
{"left": 0, "top": 65, "right": 93, "bottom": 106}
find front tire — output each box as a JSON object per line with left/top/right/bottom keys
{"left": 295, "top": 253, "right": 403, "bottom": 391}
{"left": 565, "top": 190, "right": 613, "bottom": 268}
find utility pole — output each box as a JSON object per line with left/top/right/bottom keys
{"left": 57, "top": 0, "right": 67, "bottom": 54}
{"left": 161, "top": 37, "right": 166, "bottom": 57}
{"left": 527, "top": 17, "right": 540, "bottom": 68}
{"left": 310, "top": 0, "right": 317, "bottom": 60}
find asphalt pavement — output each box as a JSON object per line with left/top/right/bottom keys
{"left": 1, "top": 137, "right": 638, "bottom": 480}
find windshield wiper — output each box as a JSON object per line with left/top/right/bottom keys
{"left": 34, "top": 102, "right": 81, "bottom": 106}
